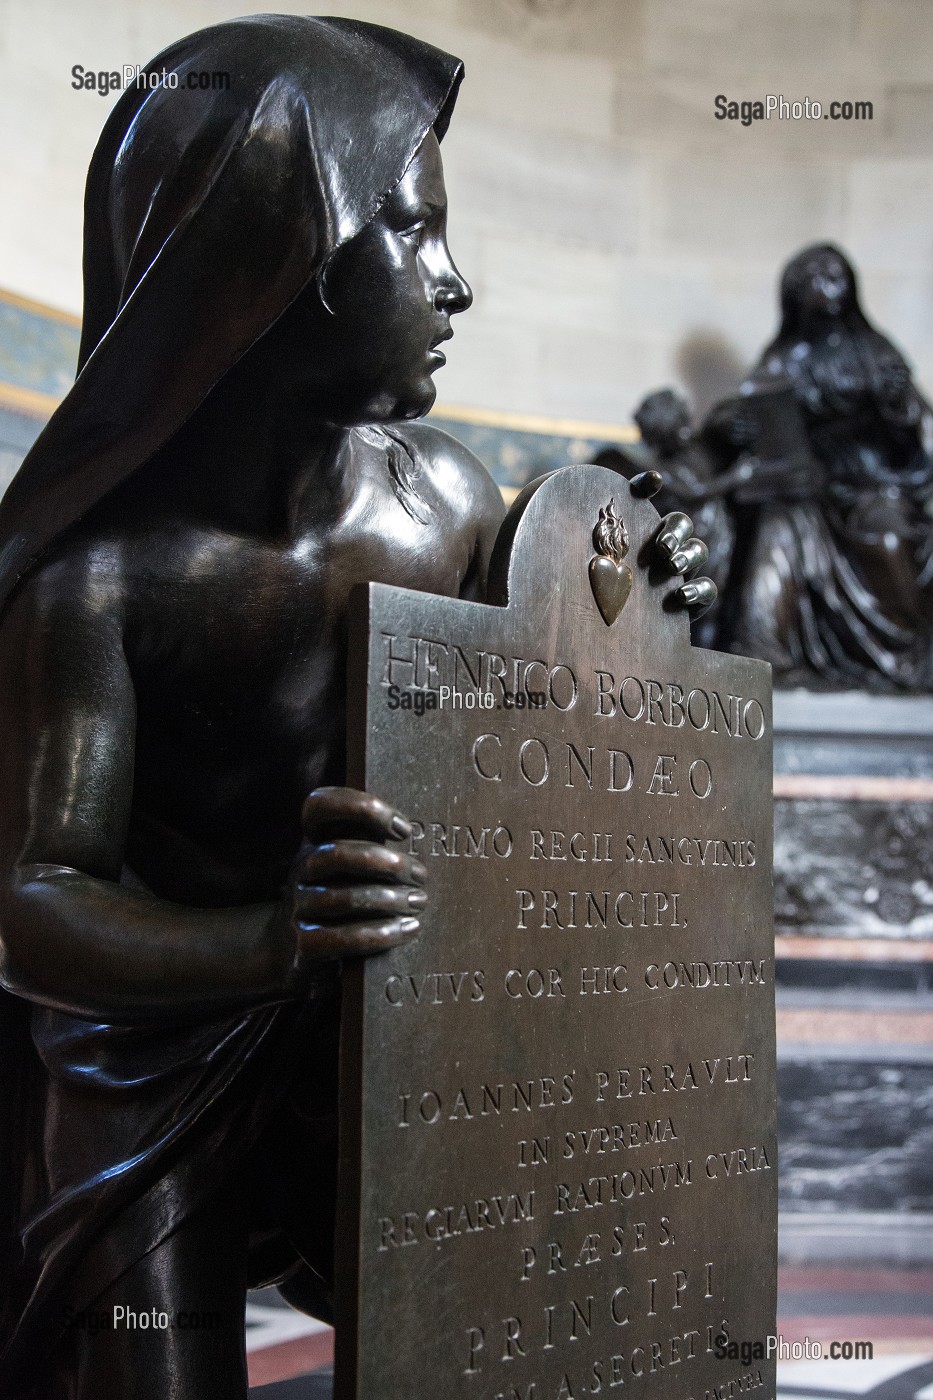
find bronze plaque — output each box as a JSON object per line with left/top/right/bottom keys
{"left": 338, "top": 465, "right": 776, "bottom": 1400}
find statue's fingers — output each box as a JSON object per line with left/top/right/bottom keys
{"left": 296, "top": 915, "right": 421, "bottom": 962}
{"left": 655, "top": 512, "right": 694, "bottom": 558}
{"left": 301, "top": 786, "right": 410, "bottom": 843}
{"left": 295, "top": 882, "right": 426, "bottom": 923}
{"left": 298, "top": 840, "right": 427, "bottom": 888}
{"left": 669, "top": 536, "right": 709, "bottom": 577}
{"left": 629, "top": 470, "right": 663, "bottom": 499}
{"left": 676, "top": 577, "right": 718, "bottom": 618}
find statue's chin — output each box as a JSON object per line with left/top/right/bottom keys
{"left": 364, "top": 380, "right": 437, "bottom": 424}
{"left": 335, "top": 372, "right": 439, "bottom": 427}
{"left": 400, "top": 383, "right": 438, "bottom": 421}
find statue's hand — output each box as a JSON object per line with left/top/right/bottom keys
{"left": 654, "top": 510, "right": 718, "bottom": 620}
{"left": 733, "top": 451, "right": 819, "bottom": 503}
{"left": 284, "top": 787, "right": 425, "bottom": 984}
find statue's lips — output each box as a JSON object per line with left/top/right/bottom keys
{"left": 428, "top": 329, "right": 452, "bottom": 367}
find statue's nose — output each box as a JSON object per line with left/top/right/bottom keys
{"left": 436, "top": 264, "right": 473, "bottom": 315}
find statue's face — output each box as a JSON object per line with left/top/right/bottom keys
{"left": 636, "top": 392, "right": 690, "bottom": 453}
{"left": 795, "top": 250, "right": 853, "bottom": 320}
{"left": 269, "top": 130, "right": 472, "bottom": 423}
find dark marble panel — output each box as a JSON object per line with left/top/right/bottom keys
{"left": 778, "top": 1058, "right": 933, "bottom": 1213}
{"left": 775, "top": 798, "right": 933, "bottom": 938}
{"left": 776, "top": 959, "right": 933, "bottom": 996}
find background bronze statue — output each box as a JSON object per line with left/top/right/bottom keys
{"left": 703, "top": 242, "right": 933, "bottom": 690}
{"left": 0, "top": 15, "right": 714, "bottom": 1400}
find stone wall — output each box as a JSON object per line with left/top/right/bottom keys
{"left": 1, "top": 0, "right": 931, "bottom": 424}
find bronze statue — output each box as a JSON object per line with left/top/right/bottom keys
{"left": 629, "top": 388, "right": 738, "bottom": 648}
{"left": 703, "top": 242, "right": 933, "bottom": 690}
{"left": 0, "top": 17, "right": 715, "bottom": 1398}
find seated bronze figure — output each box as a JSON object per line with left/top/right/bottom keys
{"left": 703, "top": 243, "right": 933, "bottom": 690}
{"left": 0, "top": 17, "right": 714, "bottom": 1398}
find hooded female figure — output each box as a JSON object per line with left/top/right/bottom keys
{"left": 0, "top": 17, "right": 492, "bottom": 1398}
{"left": 0, "top": 17, "right": 711, "bottom": 1397}
{"left": 706, "top": 243, "right": 933, "bottom": 689}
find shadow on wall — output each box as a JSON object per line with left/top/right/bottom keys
{"left": 675, "top": 330, "right": 746, "bottom": 418}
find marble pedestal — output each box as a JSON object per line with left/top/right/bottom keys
{"left": 773, "top": 691, "right": 933, "bottom": 1261}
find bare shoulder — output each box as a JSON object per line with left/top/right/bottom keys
{"left": 1, "top": 531, "right": 128, "bottom": 646}
{"left": 389, "top": 420, "right": 505, "bottom": 533}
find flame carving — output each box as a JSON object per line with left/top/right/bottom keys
{"left": 592, "top": 498, "right": 629, "bottom": 566}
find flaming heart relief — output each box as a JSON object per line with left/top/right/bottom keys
{"left": 588, "top": 498, "right": 633, "bottom": 626}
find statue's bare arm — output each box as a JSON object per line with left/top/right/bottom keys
{"left": 0, "top": 557, "right": 423, "bottom": 1024}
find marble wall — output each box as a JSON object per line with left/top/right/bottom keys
{"left": 1, "top": 0, "right": 931, "bottom": 428}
